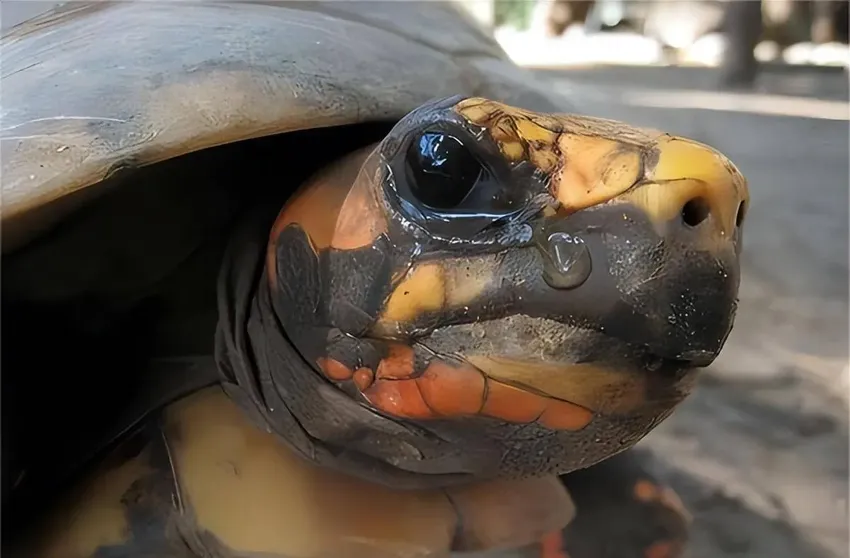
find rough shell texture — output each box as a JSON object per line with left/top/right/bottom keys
{"left": 0, "top": 0, "right": 569, "bottom": 252}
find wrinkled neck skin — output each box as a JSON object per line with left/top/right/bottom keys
{"left": 214, "top": 213, "right": 481, "bottom": 490}
{"left": 213, "top": 231, "right": 578, "bottom": 550}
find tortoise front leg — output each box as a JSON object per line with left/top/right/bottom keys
{"left": 13, "top": 386, "right": 462, "bottom": 558}
{"left": 539, "top": 449, "right": 690, "bottom": 558}
{"left": 6, "top": 422, "right": 196, "bottom": 558}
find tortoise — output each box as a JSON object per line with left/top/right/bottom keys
{"left": 0, "top": 2, "right": 749, "bottom": 558}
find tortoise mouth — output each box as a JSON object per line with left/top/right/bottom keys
{"left": 463, "top": 353, "right": 698, "bottom": 416}
{"left": 323, "top": 325, "right": 699, "bottom": 434}
{"left": 352, "top": 341, "right": 596, "bottom": 432}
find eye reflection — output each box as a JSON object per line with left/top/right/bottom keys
{"left": 406, "top": 132, "right": 481, "bottom": 210}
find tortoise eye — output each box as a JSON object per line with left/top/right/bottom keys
{"left": 406, "top": 131, "right": 482, "bottom": 210}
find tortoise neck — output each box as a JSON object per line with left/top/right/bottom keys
{"left": 214, "top": 211, "right": 475, "bottom": 490}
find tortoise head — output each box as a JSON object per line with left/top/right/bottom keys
{"left": 264, "top": 95, "right": 749, "bottom": 480}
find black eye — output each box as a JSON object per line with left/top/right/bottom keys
{"left": 406, "top": 131, "right": 482, "bottom": 210}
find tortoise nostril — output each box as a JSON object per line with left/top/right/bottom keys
{"left": 681, "top": 197, "right": 710, "bottom": 227}
{"left": 735, "top": 200, "right": 747, "bottom": 227}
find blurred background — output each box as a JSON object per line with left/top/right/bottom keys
{"left": 2, "top": 2, "right": 848, "bottom": 558}
{"left": 475, "top": 0, "right": 848, "bottom": 74}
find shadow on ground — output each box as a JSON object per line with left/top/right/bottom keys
{"left": 641, "top": 370, "right": 848, "bottom": 558}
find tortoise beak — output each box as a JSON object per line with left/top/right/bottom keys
{"left": 536, "top": 129, "right": 749, "bottom": 367}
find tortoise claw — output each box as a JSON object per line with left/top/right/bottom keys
{"left": 540, "top": 529, "right": 571, "bottom": 558}
{"left": 556, "top": 450, "right": 690, "bottom": 558}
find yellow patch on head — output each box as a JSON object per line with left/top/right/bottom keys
{"left": 454, "top": 97, "right": 748, "bottom": 238}
{"left": 555, "top": 135, "right": 643, "bottom": 212}
{"left": 501, "top": 141, "right": 525, "bottom": 160}
{"left": 621, "top": 136, "right": 749, "bottom": 237}
{"left": 382, "top": 263, "right": 446, "bottom": 323}
{"left": 443, "top": 255, "right": 497, "bottom": 308}
{"left": 453, "top": 98, "right": 659, "bottom": 214}
{"left": 455, "top": 98, "right": 560, "bottom": 174}
{"left": 516, "top": 118, "right": 557, "bottom": 144}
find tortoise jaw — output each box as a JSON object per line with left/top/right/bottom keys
{"left": 464, "top": 354, "right": 694, "bottom": 417}
{"left": 665, "top": 350, "right": 721, "bottom": 369}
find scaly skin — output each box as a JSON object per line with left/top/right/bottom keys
{"left": 258, "top": 94, "right": 748, "bottom": 480}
